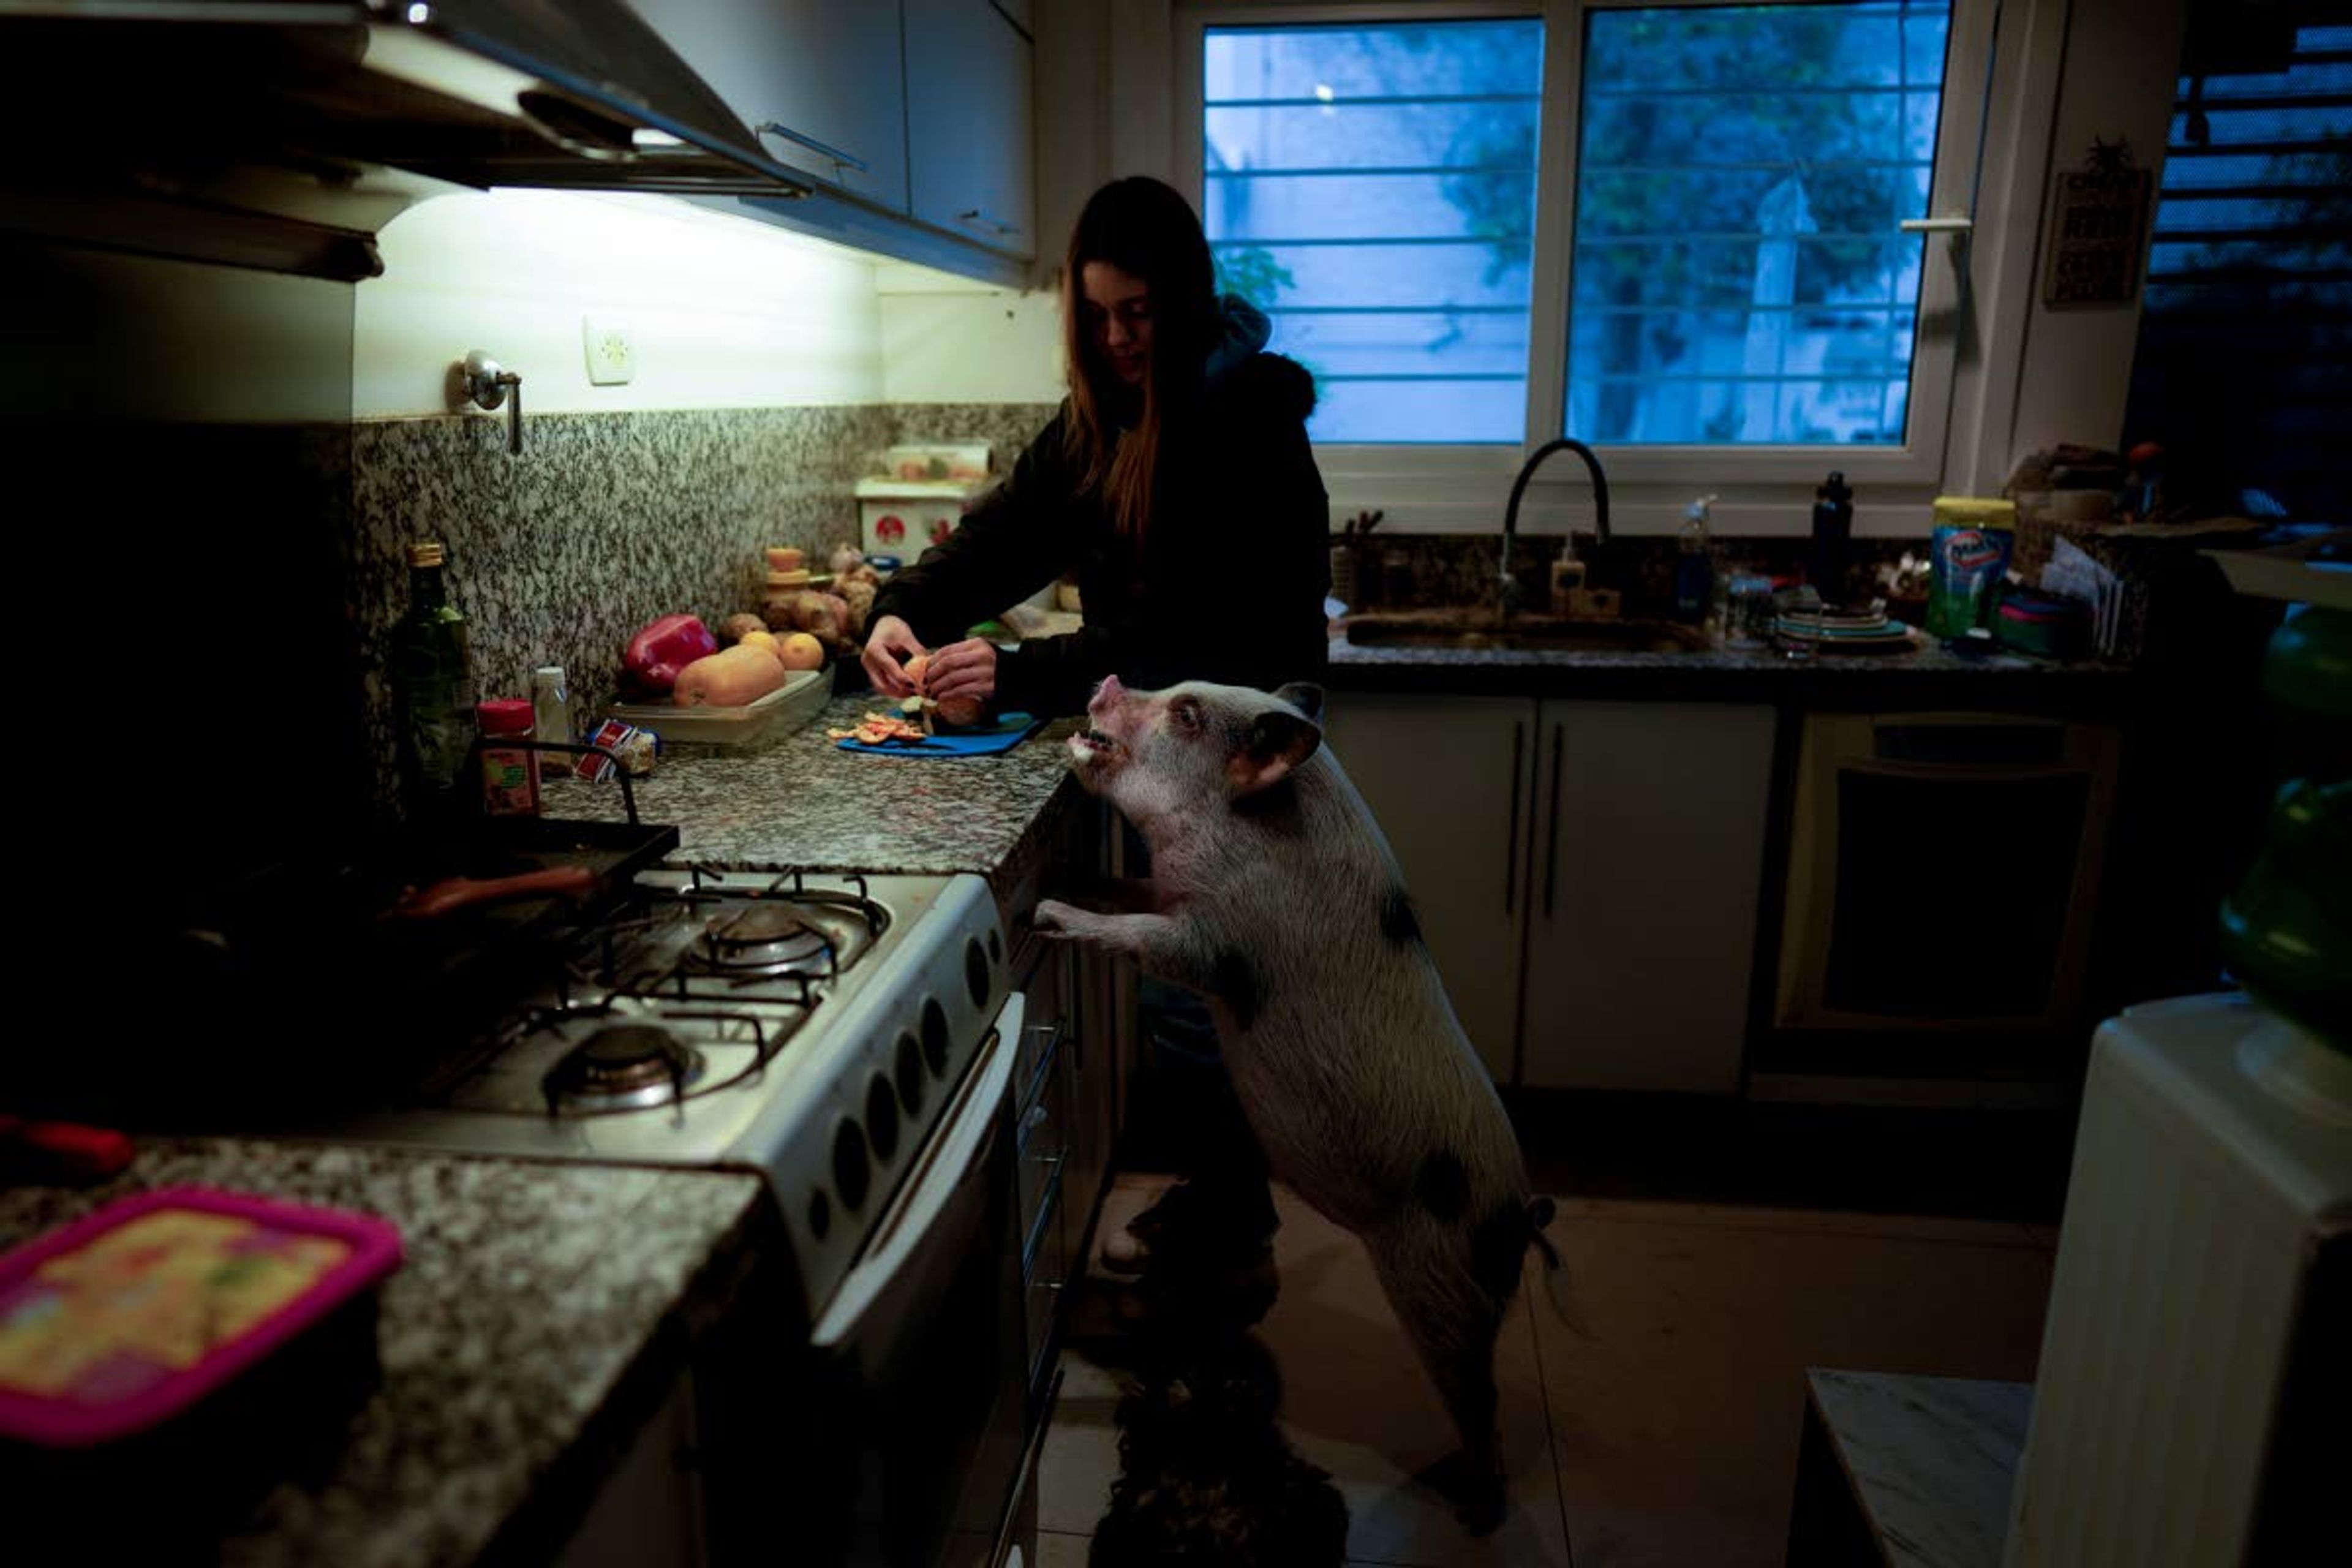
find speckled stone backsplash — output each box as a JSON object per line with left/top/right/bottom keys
{"left": 348, "top": 403, "right": 1055, "bottom": 824}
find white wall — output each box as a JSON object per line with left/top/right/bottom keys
{"left": 352, "top": 189, "right": 891, "bottom": 418}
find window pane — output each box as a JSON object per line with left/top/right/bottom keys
{"left": 1566, "top": 1, "right": 1953, "bottom": 446}
{"left": 1205, "top": 20, "right": 1544, "bottom": 443}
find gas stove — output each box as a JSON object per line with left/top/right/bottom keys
{"left": 316, "top": 864, "right": 1013, "bottom": 1322}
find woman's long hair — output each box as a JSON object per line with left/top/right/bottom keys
{"left": 1060, "top": 177, "right": 1220, "bottom": 548}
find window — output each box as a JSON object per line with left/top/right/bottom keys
{"left": 2125, "top": 15, "right": 2351, "bottom": 521}
{"left": 1189, "top": 1, "right": 1988, "bottom": 478}
{"left": 1569, "top": 3, "right": 1950, "bottom": 445}
{"left": 1203, "top": 20, "right": 1545, "bottom": 443}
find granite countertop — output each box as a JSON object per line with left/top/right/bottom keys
{"left": 1327, "top": 630, "right": 2138, "bottom": 709}
{"left": 549, "top": 692, "right": 1089, "bottom": 897}
{"left": 0, "top": 1139, "right": 772, "bottom": 1568}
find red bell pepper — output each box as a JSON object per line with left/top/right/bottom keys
{"left": 623, "top": 613, "right": 718, "bottom": 693}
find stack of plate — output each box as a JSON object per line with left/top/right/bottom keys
{"left": 1771, "top": 606, "right": 1920, "bottom": 652}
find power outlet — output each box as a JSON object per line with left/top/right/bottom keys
{"left": 583, "top": 315, "right": 635, "bottom": 385}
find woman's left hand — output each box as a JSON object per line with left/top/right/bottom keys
{"left": 922, "top": 638, "right": 998, "bottom": 704}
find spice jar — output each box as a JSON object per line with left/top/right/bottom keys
{"left": 477, "top": 698, "right": 540, "bottom": 817}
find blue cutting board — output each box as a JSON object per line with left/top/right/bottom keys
{"left": 835, "top": 713, "right": 1047, "bottom": 758}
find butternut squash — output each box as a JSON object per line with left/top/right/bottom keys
{"left": 673, "top": 644, "right": 788, "bottom": 707}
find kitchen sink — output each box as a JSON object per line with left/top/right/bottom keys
{"left": 1343, "top": 612, "right": 1713, "bottom": 654}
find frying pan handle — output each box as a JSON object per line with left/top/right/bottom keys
{"left": 387, "top": 865, "right": 601, "bottom": 920}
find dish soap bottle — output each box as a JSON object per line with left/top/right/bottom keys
{"left": 1673, "top": 496, "right": 1717, "bottom": 626}
{"left": 393, "top": 541, "right": 476, "bottom": 826}
{"left": 1809, "top": 470, "right": 1854, "bottom": 606}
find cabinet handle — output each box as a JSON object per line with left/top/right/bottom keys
{"left": 956, "top": 207, "right": 1023, "bottom": 237}
{"left": 754, "top": 121, "right": 869, "bottom": 178}
{"left": 1504, "top": 719, "right": 1525, "bottom": 916}
{"left": 1542, "top": 722, "right": 1564, "bottom": 919}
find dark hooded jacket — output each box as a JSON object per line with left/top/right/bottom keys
{"left": 869, "top": 298, "right": 1329, "bottom": 717}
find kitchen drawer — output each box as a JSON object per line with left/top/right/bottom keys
{"left": 1016, "top": 1033, "right": 1068, "bottom": 1259}
{"left": 1022, "top": 1163, "right": 1066, "bottom": 1393}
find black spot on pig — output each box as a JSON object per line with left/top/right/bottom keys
{"left": 1213, "top": 951, "right": 1263, "bottom": 1031}
{"left": 1380, "top": 886, "right": 1422, "bottom": 946}
{"left": 1470, "top": 1200, "right": 1531, "bottom": 1303}
{"left": 1414, "top": 1150, "right": 1471, "bottom": 1221}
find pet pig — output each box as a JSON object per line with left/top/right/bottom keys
{"left": 1036, "top": 676, "right": 1577, "bottom": 1531}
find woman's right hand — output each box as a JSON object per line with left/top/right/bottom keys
{"left": 862, "top": 615, "right": 925, "bottom": 697}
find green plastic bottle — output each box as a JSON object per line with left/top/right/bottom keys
{"left": 393, "top": 541, "right": 476, "bottom": 824}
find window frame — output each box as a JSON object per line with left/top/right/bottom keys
{"left": 1176, "top": 0, "right": 2003, "bottom": 528}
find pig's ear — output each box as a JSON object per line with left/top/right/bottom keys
{"left": 1230, "top": 707, "right": 1322, "bottom": 795}
{"left": 1272, "top": 681, "right": 1325, "bottom": 723}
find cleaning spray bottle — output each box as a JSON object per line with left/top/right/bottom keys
{"left": 1673, "top": 495, "right": 1717, "bottom": 625}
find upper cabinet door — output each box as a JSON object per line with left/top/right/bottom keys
{"left": 904, "top": 0, "right": 1036, "bottom": 258}
{"left": 631, "top": 0, "right": 910, "bottom": 213}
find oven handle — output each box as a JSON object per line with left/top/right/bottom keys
{"left": 811, "top": 991, "right": 1025, "bottom": 1351}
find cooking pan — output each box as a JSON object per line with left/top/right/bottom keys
{"left": 44, "top": 746, "right": 682, "bottom": 1123}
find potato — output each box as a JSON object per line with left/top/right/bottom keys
{"left": 829, "top": 543, "right": 864, "bottom": 579}
{"left": 720, "top": 612, "right": 766, "bottom": 645}
{"left": 840, "top": 578, "right": 876, "bottom": 633}
{"left": 936, "top": 694, "right": 987, "bottom": 729}
{"left": 673, "top": 644, "right": 788, "bottom": 707}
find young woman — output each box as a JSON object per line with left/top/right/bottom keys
{"left": 861, "top": 175, "right": 1329, "bottom": 714}
{"left": 864, "top": 176, "right": 1329, "bottom": 1278}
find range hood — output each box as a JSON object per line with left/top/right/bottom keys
{"left": 1, "top": 0, "right": 812, "bottom": 277}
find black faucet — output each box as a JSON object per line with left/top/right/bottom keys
{"left": 1500, "top": 437, "right": 1610, "bottom": 618}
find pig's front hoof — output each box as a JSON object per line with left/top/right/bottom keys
{"left": 1032, "top": 899, "right": 1082, "bottom": 940}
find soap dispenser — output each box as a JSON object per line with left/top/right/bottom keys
{"left": 1673, "top": 495, "right": 1717, "bottom": 625}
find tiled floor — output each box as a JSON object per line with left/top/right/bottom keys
{"left": 1038, "top": 1185, "right": 2056, "bottom": 1567}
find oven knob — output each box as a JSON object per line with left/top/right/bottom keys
{"left": 964, "top": 936, "right": 990, "bottom": 1006}
{"left": 807, "top": 1189, "right": 831, "bottom": 1240}
{"left": 865, "top": 1073, "right": 900, "bottom": 1164}
{"left": 894, "top": 1031, "right": 925, "bottom": 1114}
{"left": 832, "top": 1118, "right": 870, "bottom": 1210}
{"left": 920, "top": 997, "right": 951, "bottom": 1076}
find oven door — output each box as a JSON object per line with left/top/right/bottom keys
{"left": 811, "top": 991, "right": 1030, "bottom": 1568}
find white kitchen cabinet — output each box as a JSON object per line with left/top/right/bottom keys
{"left": 632, "top": 0, "right": 910, "bottom": 211}
{"left": 1325, "top": 692, "right": 1776, "bottom": 1093}
{"left": 1518, "top": 701, "right": 1777, "bottom": 1092}
{"left": 1321, "top": 695, "right": 1539, "bottom": 1083}
{"left": 903, "top": 0, "right": 1037, "bottom": 258}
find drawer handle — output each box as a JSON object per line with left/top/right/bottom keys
{"left": 755, "top": 121, "right": 869, "bottom": 178}
{"left": 1504, "top": 718, "right": 1525, "bottom": 916}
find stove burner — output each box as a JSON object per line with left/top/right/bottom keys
{"left": 687, "top": 902, "right": 840, "bottom": 980}
{"left": 545, "top": 1022, "right": 702, "bottom": 1112}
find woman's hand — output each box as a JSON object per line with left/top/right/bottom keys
{"left": 922, "top": 638, "right": 998, "bottom": 705}
{"left": 862, "top": 615, "right": 925, "bottom": 697}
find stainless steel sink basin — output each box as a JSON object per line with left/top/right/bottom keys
{"left": 1344, "top": 613, "right": 1711, "bottom": 655}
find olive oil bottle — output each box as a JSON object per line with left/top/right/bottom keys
{"left": 393, "top": 541, "right": 476, "bottom": 824}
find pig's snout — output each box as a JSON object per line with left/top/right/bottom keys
{"left": 1088, "top": 675, "right": 1126, "bottom": 721}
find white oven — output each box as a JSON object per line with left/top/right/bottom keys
{"left": 801, "top": 989, "right": 1052, "bottom": 1568}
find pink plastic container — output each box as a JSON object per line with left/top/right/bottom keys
{"left": 0, "top": 1186, "right": 403, "bottom": 1449}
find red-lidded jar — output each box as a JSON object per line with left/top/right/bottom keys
{"left": 477, "top": 698, "right": 540, "bottom": 816}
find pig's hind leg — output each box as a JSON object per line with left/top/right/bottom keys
{"left": 1363, "top": 1208, "right": 1521, "bottom": 1535}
